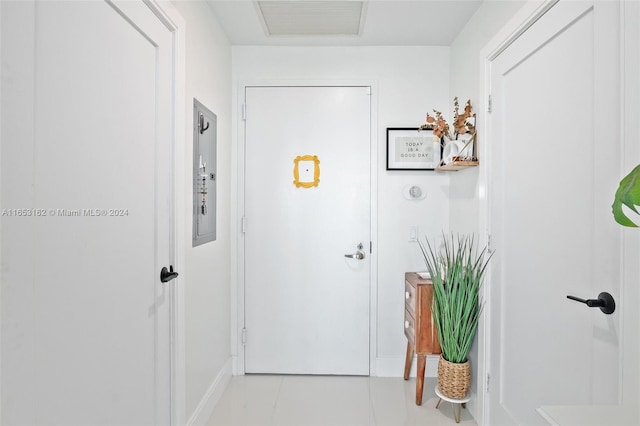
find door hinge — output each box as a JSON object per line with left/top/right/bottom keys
{"left": 241, "top": 328, "right": 247, "bottom": 345}
{"left": 486, "top": 373, "right": 491, "bottom": 393}
{"left": 241, "top": 216, "right": 247, "bottom": 234}
{"left": 242, "top": 103, "right": 246, "bottom": 121}
{"left": 370, "top": 241, "right": 372, "bottom": 254}
{"left": 487, "top": 234, "right": 494, "bottom": 254}
{"left": 487, "top": 95, "right": 492, "bottom": 113}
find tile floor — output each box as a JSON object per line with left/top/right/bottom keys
{"left": 205, "top": 375, "right": 477, "bottom": 426}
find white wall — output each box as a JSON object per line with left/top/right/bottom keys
{"left": 231, "top": 46, "right": 451, "bottom": 376}
{"left": 171, "top": 1, "right": 232, "bottom": 424}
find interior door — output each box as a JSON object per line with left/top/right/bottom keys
{"left": 1, "top": 1, "right": 175, "bottom": 424}
{"left": 244, "top": 86, "right": 371, "bottom": 375}
{"left": 487, "top": 2, "right": 623, "bottom": 424}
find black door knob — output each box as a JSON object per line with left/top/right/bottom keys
{"left": 160, "top": 265, "right": 179, "bottom": 283}
{"left": 567, "top": 292, "right": 615, "bottom": 314}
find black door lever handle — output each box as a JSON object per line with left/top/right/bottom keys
{"left": 567, "top": 292, "right": 615, "bottom": 314}
{"left": 566, "top": 295, "right": 601, "bottom": 307}
{"left": 160, "top": 265, "right": 179, "bottom": 283}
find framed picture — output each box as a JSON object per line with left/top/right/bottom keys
{"left": 293, "top": 155, "right": 320, "bottom": 188}
{"left": 386, "top": 128, "right": 442, "bottom": 170}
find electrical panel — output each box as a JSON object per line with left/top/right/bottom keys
{"left": 192, "top": 99, "right": 216, "bottom": 246}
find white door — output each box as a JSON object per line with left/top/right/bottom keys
{"left": 1, "top": 1, "right": 175, "bottom": 424}
{"left": 244, "top": 86, "right": 371, "bottom": 375}
{"left": 487, "top": 1, "right": 625, "bottom": 424}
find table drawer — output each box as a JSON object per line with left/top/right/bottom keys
{"left": 404, "top": 272, "right": 441, "bottom": 355}
{"left": 404, "top": 308, "right": 415, "bottom": 345}
{"left": 404, "top": 279, "right": 416, "bottom": 316}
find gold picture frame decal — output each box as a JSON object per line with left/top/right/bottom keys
{"left": 293, "top": 155, "right": 320, "bottom": 188}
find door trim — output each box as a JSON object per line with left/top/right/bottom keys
{"left": 233, "top": 81, "right": 379, "bottom": 375}
{"left": 619, "top": 0, "right": 640, "bottom": 408}
{"left": 476, "top": 1, "right": 561, "bottom": 424}
{"left": 135, "top": 1, "right": 187, "bottom": 424}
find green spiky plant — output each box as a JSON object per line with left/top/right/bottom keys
{"left": 418, "top": 234, "right": 492, "bottom": 364}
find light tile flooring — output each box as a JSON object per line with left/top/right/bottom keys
{"left": 205, "top": 375, "right": 477, "bottom": 426}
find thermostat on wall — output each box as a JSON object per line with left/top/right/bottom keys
{"left": 403, "top": 185, "right": 426, "bottom": 200}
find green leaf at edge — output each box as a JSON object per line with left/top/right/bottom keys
{"left": 612, "top": 164, "right": 640, "bottom": 227}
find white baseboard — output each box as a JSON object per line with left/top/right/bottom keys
{"left": 231, "top": 355, "right": 244, "bottom": 375}
{"left": 374, "top": 355, "right": 439, "bottom": 378}
{"left": 187, "top": 358, "right": 233, "bottom": 426}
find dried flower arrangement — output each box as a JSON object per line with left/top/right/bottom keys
{"left": 419, "top": 97, "right": 477, "bottom": 161}
{"left": 420, "top": 97, "right": 475, "bottom": 139}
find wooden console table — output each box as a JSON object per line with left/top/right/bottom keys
{"left": 403, "top": 272, "right": 441, "bottom": 405}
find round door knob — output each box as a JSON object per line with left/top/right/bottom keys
{"left": 405, "top": 291, "right": 410, "bottom": 300}
{"left": 404, "top": 320, "right": 410, "bottom": 329}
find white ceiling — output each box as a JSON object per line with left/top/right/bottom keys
{"left": 205, "top": 0, "right": 484, "bottom": 46}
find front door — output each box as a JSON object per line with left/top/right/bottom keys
{"left": 244, "top": 86, "right": 371, "bottom": 375}
{"left": 1, "top": 1, "right": 176, "bottom": 423}
{"left": 487, "top": 1, "right": 625, "bottom": 424}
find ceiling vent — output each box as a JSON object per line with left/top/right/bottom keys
{"left": 256, "top": 1, "right": 366, "bottom": 36}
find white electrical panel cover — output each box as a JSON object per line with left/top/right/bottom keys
{"left": 193, "top": 99, "right": 216, "bottom": 246}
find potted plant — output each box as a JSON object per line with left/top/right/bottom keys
{"left": 418, "top": 234, "right": 491, "bottom": 399}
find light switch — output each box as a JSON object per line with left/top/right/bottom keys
{"left": 409, "top": 226, "right": 418, "bottom": 242}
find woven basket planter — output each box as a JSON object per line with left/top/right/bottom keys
{"left": 437, "top": 355, "right": 471, "bottom": 399}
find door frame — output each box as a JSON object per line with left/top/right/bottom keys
{"left": 619, "top": 0, "right": 640, "bottom": 407}
{"left": 125, "top": 1, "right": 187, "bottom": 424}
{"left": 476, "top": 2, "right": 559, "bottom": 423}
{"left": 477, "top": 0, "right": 639, "bottom": 424}
{"left": 233, "top": 81, "right": 379, "bottom": 375}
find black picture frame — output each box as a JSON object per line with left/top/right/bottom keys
{"left": 386, "top": 127, "right": 442, "bottom": 170}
